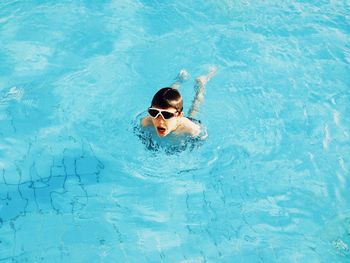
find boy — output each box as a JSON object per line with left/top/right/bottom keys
{"left": 141, "top": 67, "right": 216, "bottom": 137}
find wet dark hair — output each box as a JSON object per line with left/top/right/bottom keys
{"left": 151, "top": 87, "right": 183, "bottom": 112}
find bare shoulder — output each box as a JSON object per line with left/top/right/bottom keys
{"left": 140, "top": 116, "right": 152, "bottom": 127}
{"left": 175, "top": 117, "right": 201, "bottom": 136}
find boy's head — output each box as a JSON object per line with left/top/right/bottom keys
{"left": 151, "top": 87, "right": 183, "bottom": 112}
{"left": 148, "top": 87, "right": 184, "bottom": 137}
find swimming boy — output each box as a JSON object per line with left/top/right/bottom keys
{"left": 141, "top": 67, "right": 216, "bottom": 137}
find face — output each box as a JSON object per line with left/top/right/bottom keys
{"left": 149, "top": 106, "right": 182, "bottom": 137}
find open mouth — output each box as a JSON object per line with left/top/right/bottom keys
{"left": 157, "top": 126, "right": 166, "bottom": 134}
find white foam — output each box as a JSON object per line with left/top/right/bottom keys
{"left": 333, "top": 110, "right": 340, "bottom": 127}
{"left": 1, "top": 86, "right": 24, "bottom": 103}
{"left": 338, "top": 157, "right": 346, "bottom": 172}
{"left": 322, "top": 123, "right": 330, "bottom": 151}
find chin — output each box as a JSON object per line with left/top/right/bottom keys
{"left": 157, "top": 131, "right": 168, "bottom": 137}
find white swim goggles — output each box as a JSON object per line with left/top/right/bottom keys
{"left": 148, "top": 107, "right": 179, "bottom": 119}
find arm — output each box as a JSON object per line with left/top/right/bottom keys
{"left": 140, "top": 116, "right": 152, "bottom": 127}
{"left": 189, "top": 121, "right": 201, "bottom": 137}
{"left": 175, "top": 117, "right": 201, "bottom": 137}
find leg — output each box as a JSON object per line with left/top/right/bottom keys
{"left": 188, "top": 66, "right": 217, "bottom": 117}
{"left": 170, "top": 69, "right": 190, "bottom": 89}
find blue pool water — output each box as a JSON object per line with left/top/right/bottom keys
{"left": 1, "top": 0, "right": 350, "bottom": 262}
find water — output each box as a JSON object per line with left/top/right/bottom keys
{"left": 1, "top": 0, "right": 349, "bottom": 262}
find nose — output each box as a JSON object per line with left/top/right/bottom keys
{"left": 156, "top": 114, "right": 165, "bottom": 121}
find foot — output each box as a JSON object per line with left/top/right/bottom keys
{"left": 195, "top": 66, "right": 217, "bottom": 87}
{"left": 177, "top": 69, "right": 190, "bottom": 82}
{"left": 171, "top": 69, "right": 190, "bottom": 89}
